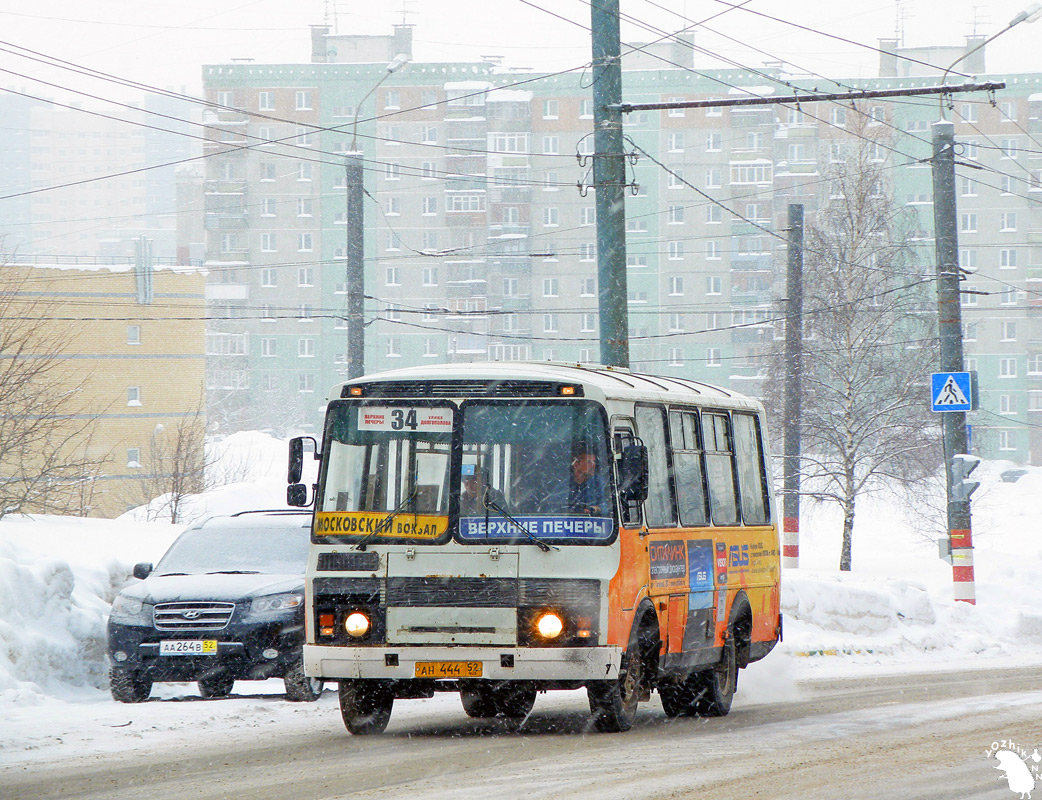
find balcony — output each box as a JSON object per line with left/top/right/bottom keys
{"left": 205, "top": 284, "right": 250, "bottom": 302}
{"left": 204, "top": 213, "right": 248, "bottom": 230}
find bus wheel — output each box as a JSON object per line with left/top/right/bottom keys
{"left": 587, "top": 618, "right": 656, "bottom": 732}
{"left": 659, "top": 637, "right": 736, "bottom": 718}
{"left": 461, "top": 682, "right": 536, "bottom": 720}
{"left": 338, "top": 680, "right": 394, "bottom": 735}
{"left": 697, "top": 636, "right": 738, "bottom": 716}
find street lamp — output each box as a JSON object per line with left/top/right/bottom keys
{"left": 939, "top": 3, "right": 1042, "bottom": 115}
{"left": 345, "top": 53, "right": 409, "bottom": 379}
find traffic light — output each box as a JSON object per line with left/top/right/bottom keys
{"left": 950, "top": 454, "right": 981, "bottom": 502}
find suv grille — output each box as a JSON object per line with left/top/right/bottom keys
{"left": 153, "top": 602, "right": 235, "bottom": 631}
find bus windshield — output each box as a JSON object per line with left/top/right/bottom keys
{"left": 314, "top": 399, "right": 614, "bottom": 545}
{"left": 458, "top": 400, "right": 614, "bottom": 544}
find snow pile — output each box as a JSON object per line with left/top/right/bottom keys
{"left": 0, "top": 516, "right": 181, "bottom": 703}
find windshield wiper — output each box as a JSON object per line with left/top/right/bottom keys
{"left": 356, "top": 487, "right": 418, "bottom": 551}
{"left": 206, "top": 570, "right": 261, "bottom": 575}
{"left": 481, "top": 491, "right": 558, "bottom": 553}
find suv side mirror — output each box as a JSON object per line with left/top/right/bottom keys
{"left": 287, "top": 483, "right": 309, "bottom": 507}
{"left": 132, "top": 562, "right": 153, "bottom": 580}
{"left": 618, "top": 443, "right": 649, "bottom": 504}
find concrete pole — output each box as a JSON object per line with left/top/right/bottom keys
{"left": 590, "top": 0, "right": 629, "bottom": 368}
{"left": 345, "top": 152, "right": 365, "bottom": 379}
{"left": 782, "top": 204, "right": 804, "bottom": 569}
{"left": 931, "top": 120, "right": 975, "bottom": 604}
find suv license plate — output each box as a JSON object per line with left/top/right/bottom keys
{"left": 414, "top": 661, "right": 482, "bottom": 678}
{"left": 159, "top": 640, "right": 217, "bottom": 656}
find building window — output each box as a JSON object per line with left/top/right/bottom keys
{"left": 1000, "top": 101, "right": 1017, "bottom": 121}
{"left": 959, "top": 249, "right": 977, "bottom": 271}
{"left": 580, "top": 278, "right": 595, "bottom": 296}
{"left": 258, "top": 91, "right": 275, "bottom": 110}
{"left": 422, "top": 267, "right": 439, "bottom": 286}
{"left": 299, "top": 373, "right": 315, "bottom": 393}
{"left": 668, "top": 241, "right": 684, "bottom": 260}
{"left": 421, "top": 161, "right": 436, "bottom": 179}
{"left": 580, "top": 207, "right": 595, "bottom": 226}
{"left": 705, "top": 132, "right": 721, "bottom": 151}
{"left": 1001, "top": 138, "right": 1019, "bottom": 159}
{"left": 581, "top": 313, "right": 597, "bottom": 333}
{"left": 1000, "top": 212, "right": 1017, "bottom": 231}
{"left": 386, "top": 267, "right": 401, "bottom": 286}
{"left": 706, "top": 348, "right": 722, "bottom": 367}
{"left": 261, "top": 233, "right": 276, "bottom": 252}
{"left": 261, "top": 268, "right": 277, "bottom": 287}
{"left": 669, "top": 276, "right": 684, "bottom": 295}
{"left": 298, "top": 304, "right": 313, "bottom": 321}
{"left": 127, "top": 387, "right": 141, "bottom": 406}
{"left": 1002, "top": 322, "right": 1017, "bottom": 342}
{"left": 580, "top": 243, "right": 596, "bottom": 261}
{"left": 706, "top": 206, "right": 722, "bottom": 224}
{"left": 542, "top": 99, "right": 558, "bottom": 119}
{"left": 669, "top": 313, "right": 684, "bottom": 332}
{"left": 294, "top": 90, "right": 312, "bottom": 110}
{"left": 385, "top": 162, "right": 400, "bottom": 180}
{"left": 297, "top": 233, "right": 313, "bottom": 252}
{"left": 298, "top": 337, "right": 315, "bottom": 357}
{"left": 1000, "top": 249, "right": 1017, "bottom": 269}
{"left": 706, "top": 276, "right": 722, "bottom": 295}
{"left": 297, "top": 198, "right": 313, "bottom": 217}
{"left": 126, "top": 325, "right": 140, "bottom": 345}
{"left": 668, "top": 347, "right": 684, "bottom": 366}
{"left": 667, "top": 133, "right": 684, "bottom": 152}
{"left": 960, "top": 213, "right": 977, "bottom": 233}
{"left": 579, "top": 99, "right": 592, "bottom": 119}
{"left": 1002, "top": 287, "right": 1017, "bottom": 306}
{"left": 543, "top": 207, "right": 559, "bottom": 227}
{"left": 668, "top": 205, "right": 684, "bottom": 224}
{"left": 1000, "top": 357, "right": 1017, "bottom": 378}
{"left": 261, "top": 338, "right": 277, "bottom": 357}
{"left": 668, "top": 170, "right": 686, "bottom": 189}
{"left": 543, "top": 278, "right": 559, "bottom": 297}
{"left": 422, "top": 196, "right": 437, "bottom": 215}
{"left": 543, "top": 314, "right": 558, "bottom": 333}
{"left": 542, "top": 135, "right": 559, "bottom": 154}
{"left": 829, "top": 107, "right": 847, "bottom": 127}
{"left": 384, "top": 90, "right": 400, "bottom": 110}
{"left": 421, "top": 126, "right": 437, "bottom": 144}
{"left": 706, "top": 240, "right": 721, "bottom": 260}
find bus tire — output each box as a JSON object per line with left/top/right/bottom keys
{"left": 338, "top": 679, "right": 394, "bottom": 735}
{"left": 692, "top": 636, "right": 737, "bottom": 716}
{"left": 587, "top": 614, "right": 657, "bottom": 732}
{"left": 461, "top": 682, "right": 536, "bottom": 720}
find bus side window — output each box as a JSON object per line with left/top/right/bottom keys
{"left": 733, "top": 412, "right": 771, "bottom": 524}
{"left": 703, "top": 412, "right": 739, "bottom": 526}
{"left": 669, "top": 410, "right": 709, "bottom": 526}
{"left": 634, "top": 405, "right": 677, "bottom": 528}
{"left": 613, "top": 428, "right": 641, "bottom": 526}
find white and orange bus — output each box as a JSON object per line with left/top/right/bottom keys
{"left": 287, "top": 362, "right": 781, "bottom": 733}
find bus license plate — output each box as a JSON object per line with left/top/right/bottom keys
{"left": 159, "top": 640, "right": 217, "bottom": 656}
{"left": 414, "top": 661, "right": 482, "bottom": 678}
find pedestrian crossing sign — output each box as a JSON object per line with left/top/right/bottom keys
{"left": 931, "top": 371, "right": 975, "bottom": 412}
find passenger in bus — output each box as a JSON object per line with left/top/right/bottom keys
{"left": 560, "top": 443, "right": 608, "bottom": 516}
{"left": 460, "top": 464, "right": 506, "bottom": 515}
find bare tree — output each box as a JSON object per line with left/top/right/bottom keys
{"left": 0, "top": 272, "right": 109, "bottom": 519}
{"left": 131, "top": 402, "right": 208, "bottom": 524}
{"left": 768, "top": 114, "right": 941, "bottom": 571}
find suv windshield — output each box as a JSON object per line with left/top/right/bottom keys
{"left": 155, "top": 523, "right": 310, "bottom": 576}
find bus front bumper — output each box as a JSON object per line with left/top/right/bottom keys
{"left": 304, "top": 644, "right": 623, "bottom": 682}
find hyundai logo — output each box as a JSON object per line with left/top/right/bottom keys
{"left": 182, "top": 610, "right": 202, "bottom": 619}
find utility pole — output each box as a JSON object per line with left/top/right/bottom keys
{"left": 931, "top": 119, "right": 976, "bottom": 604}
{"left": 590, "top": 0, "right": 628, "bottom": 368}
{"left": 782, "top": 204, "right": 804, "bottom": 570}
{"left": 345, "top": 152, "right": 365, "bottom": 379}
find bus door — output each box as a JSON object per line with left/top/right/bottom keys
{"left": 610, "top": 419, "right": 645, "bottom": 618}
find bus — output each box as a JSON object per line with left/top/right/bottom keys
{"left": 287, "top": 362, "right": 781, "bottom": 733}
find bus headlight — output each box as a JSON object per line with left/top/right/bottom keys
{"left": 535, "top": 611, "right": 565, "bottom": 640}
{"left": 344, "top": 611, "right": 371, "bottom": 638}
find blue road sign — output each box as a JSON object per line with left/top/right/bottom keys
{"left": 931, "top": 372, "right": 973, "bottom": 412}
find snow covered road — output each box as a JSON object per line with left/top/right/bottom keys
{"left": 4, "top": 664, "right": 1040, "bottom": 800}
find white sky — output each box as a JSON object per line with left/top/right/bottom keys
{"left": 0, "top": 0, "right": 1039, "bottom": 108}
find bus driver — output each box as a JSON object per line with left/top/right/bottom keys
{"left": 563, "top": 443, "right": 608, "bottom": 516}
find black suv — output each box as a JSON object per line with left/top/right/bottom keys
{"left": 107, "top": 510, "right": 322, "bottom": 703}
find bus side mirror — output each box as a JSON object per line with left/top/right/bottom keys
{"left": 287, "top": 483, "right": 309, "bottom": 507}
{"left": 288, "top": 436, "right": 319, "bottom": 484}
{"left": 288, "top": 437, "right": 304, "bottom": 484}
{"left": 618, "top": 443, "right": 648, "bottom": 504}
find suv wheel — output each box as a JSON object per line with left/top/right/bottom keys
{"left": 110, "top": 667, "right": 152, "bottom": 703}
{"left": 284, "top": 661, "right": 324, "bottom": 702}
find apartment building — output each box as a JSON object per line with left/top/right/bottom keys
{"left": 0, "top": 262, "right": 206, "bottom": 517}
{"left": 201, "top": 26, "right": 1042, "bottom": 463}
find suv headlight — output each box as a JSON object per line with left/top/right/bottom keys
{"left": 249, "top": 593, "right": 304, "bottom": 615}
{"left": 110, "top": 595, "right": 152, "bottom": 625}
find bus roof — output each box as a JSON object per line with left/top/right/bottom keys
{"left": 329, "top": 362, "right": 762, "bottom": 411}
